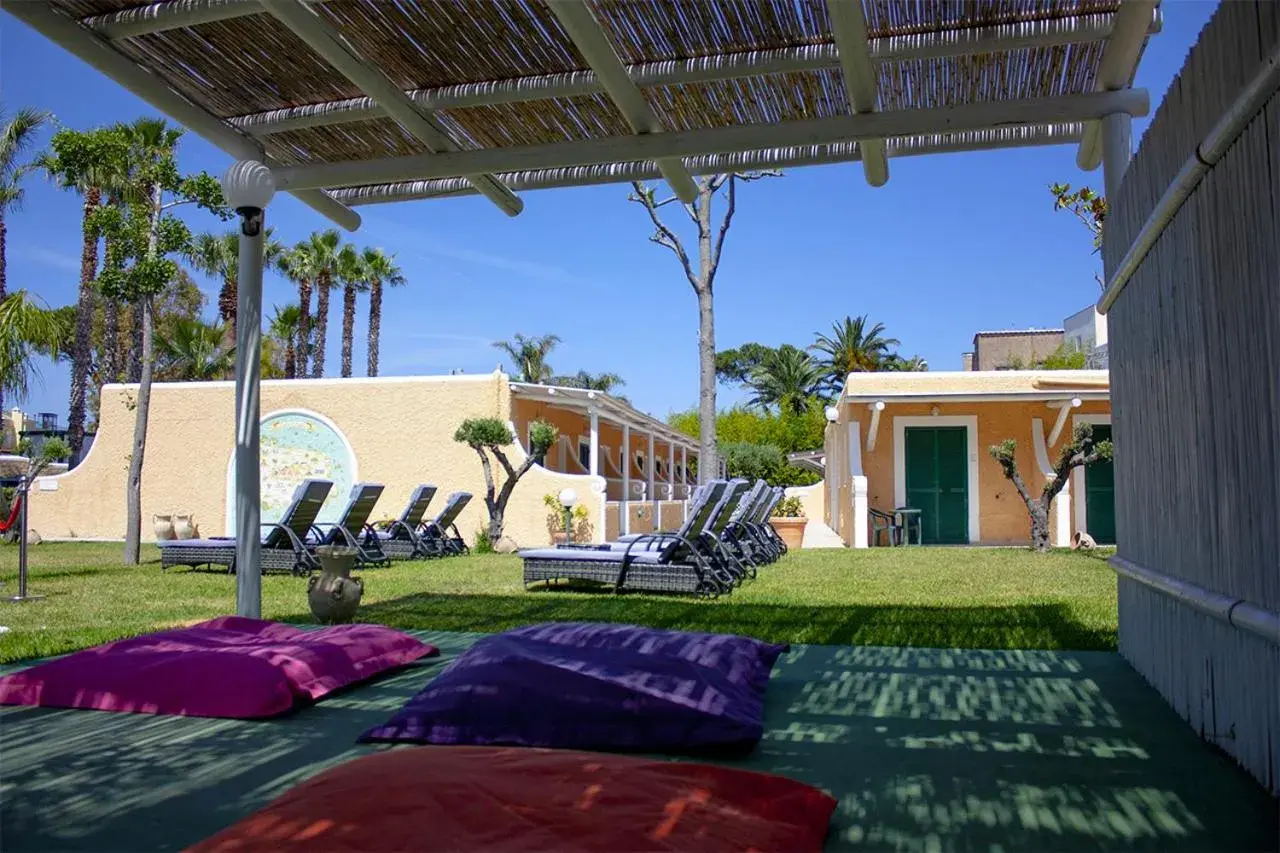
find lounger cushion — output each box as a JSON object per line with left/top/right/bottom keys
{"left": 360, "top": 622, "right": 787, "bottom": 754}
{"left": 0, "top": 616, "right": 436, "bottom": 719}
{"left": 190, "top": 746, "right": 835, "bottom": 853}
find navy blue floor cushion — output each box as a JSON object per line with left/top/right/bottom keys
{"left": 360, "top": 622, "right": 787, "bottom": 755}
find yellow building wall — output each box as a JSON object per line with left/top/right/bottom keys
{"left": 826, "top": 399, "right": 1110, "bottom": 546}
{"left": 31, "top": 373, "right": 602, "bottom": 549}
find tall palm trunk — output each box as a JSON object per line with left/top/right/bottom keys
{"left": 296, "top": 278, "right": 313, "bottom": 377}
{"left": 366, "top": 279, "right": 382, "bottom": 377}
{"left": 311, "top": 274, "right": 330, "bottom": 378}
{"left": 67, "top": 187, "right": 101, "bottom": 460}
{"left": 0, "top": 213, "right": 7, "bottom": 418}
{"left": 284, "top": 337, "right": 296, "bottom": 379}
{"left": 218, "top": 273, "right": 237, "bottom": 338}
{"left": 340, "top": 282, "right": 356, "bottom": 378}
{"left": 102, "top": 299, "right": 120, "bottom": 382}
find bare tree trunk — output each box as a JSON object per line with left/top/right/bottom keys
{"left": 366, "top": 279, "right": 382, "bottom": 377}
{"left": 122, "top": 296, "right": 153, "bottom": 564}
{"left": 1028, "top": 501, "right": 1051, "bottom": 552}
{"left": 695, "top": 285, "right": 717, "bottom": 482}
{"left": 311, "top": 277, "right": 330, "bottom": 378}
{"left": 340, "top": 283, "right": 355, "bottom": 378}
{"left": 67, "top": 188, "right": 101, "bottom": 461}
{"left": 296, "top": 278, "right": 312, "bottom": 377}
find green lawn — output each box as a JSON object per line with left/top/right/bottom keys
{"left": 0, "top": 543, "right": 1118, "bottom": 663}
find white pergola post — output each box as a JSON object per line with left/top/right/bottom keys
{"left": 620, "top": 422, "right": 630, "bottom": 536}
{"left": 647, "top": 432, "right": 657, "bottom": 518}
{"left": 667, "top": 440, "right": 675, "bottom": 507}
{"left": 680, "top": 446, "right": 688, "bottom": 520}
{"left": 1101, "top": 111, "right": 1133, "bottom": 200}
{"left": 222, "top": 160, "right": 275, "bottom": 618}
{"left": 588, "top": 407, "right": 599, "bottom": 478}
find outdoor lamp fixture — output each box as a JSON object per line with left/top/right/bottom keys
{"left": 221, "top": 160, "right": 276, "bottom": 236}
{"left": 559, "top": 488, "right": 578, "bottom": 545}
{"left": 824, "top": 405, "right": 840, "bottom": 423}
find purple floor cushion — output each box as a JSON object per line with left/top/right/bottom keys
{"left": 360, "top": 622, "right": 787, "bottom": 754}
{"left": 0, "top": 616, "right": 436, "bottom": 719}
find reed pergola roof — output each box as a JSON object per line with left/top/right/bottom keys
{"left": 5, "top": 0, "right": 1161, "bottom": 229}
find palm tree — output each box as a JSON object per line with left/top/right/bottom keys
{"left": 361, "top": 247, "right": 404, "bottom": 377}
{"left": 305, "top": 229, "right": 341, "bottom": 378}
{"left": 549, "top": 370, "right": 626, "bottom": 394}
{"left": 0, "top": 291, "right": 62, "bottom": 410}
{"left": 185, "top": 227, "right": 284, "bottom": 335}
{"left": 745, "top": 344, "right": 824, "bottom": 415}
{"left": 493, "top": 333, "right": 560, "bottom": 383}
{"left": 39, "top": 124, "right": 130, "bottom": 460}
{"left": 154, "top": 316, "right": 234, "bottom": 381}
{"left": 268, "top": 303, "right": 301, "bottom": 379}
{"left": 810, "top": 314, "right": 901, "bottom": 392}
{"left": 335, "top": 243, "right": 367, "bottom": 378}
{"left": 280, "top": 243, "right": 316, "bottom": 376}
{"left": 884, "top": 353, "right": 929, "bottom": 372}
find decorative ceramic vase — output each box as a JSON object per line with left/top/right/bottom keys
{"left": 308, "top": 545, "right": 363, "bottom": 624}
{"left": 153, "top": 514, "right": 175, "bottom": 541}
{"left": 172, "top": 514, "right": 196, "bottom": 540}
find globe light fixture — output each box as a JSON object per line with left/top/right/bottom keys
{"left": 220, "top": 160, "right": 276, "bottom": 236}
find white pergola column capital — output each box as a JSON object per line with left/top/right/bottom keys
{"left": 221, "top": 159, "right": 276, "bottom": 234}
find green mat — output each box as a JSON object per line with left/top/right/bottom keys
{"left": 1, "top": 633, "right": 1275, "bottom": 852}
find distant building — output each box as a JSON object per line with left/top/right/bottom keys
{"left": 2, "top": 409, "right": 95, "bottom": 467}
{"left": 970, "top": 329, "right": 1065, "bottom": 371}
{"left": 1064, "top": 305, "right": 1109, "bottom": 368}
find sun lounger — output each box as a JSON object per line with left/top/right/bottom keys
{"left": 417, "top": 492, "right": 473, "bottom": 556}
{"left": 312, "top": 482, "right": 390, "bottom": 568}
{"left": 158, "top": 479, "right": 333, "bottom": 575}
{"left": 377, "top": 485, "right": 437, "bottom": 560}
{"left": 520, "top": 481, "right": 743, "bottom": 597}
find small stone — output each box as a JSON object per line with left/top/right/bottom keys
{"left": 493, "top": 536, "right": 519, "bottom": 554}
{"left": 27, "top": 530, "right": 42, "bottom": 545}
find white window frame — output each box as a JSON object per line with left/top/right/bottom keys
{"left": 892, "top": 415, "right": 981, "bottom": 543}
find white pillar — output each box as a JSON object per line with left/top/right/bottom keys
{"left": 221, "top": 160, "right": 276, "bottom": 619}
{"left": 588, "top": 407, "right": 599, "bottom": 477}
{"left": 680, "top": 445, "right": 688, "bottom": 520}
{"left": 667, "top": 440, "right": 675, "bottom": 502}
{"left": 647, "top": 431, "right": 657, "bottom": 517}
{"left": 852, "top": 475, "right": 869, "bottom": 548}
{"left": 1054, "top": 480, "right": 1072, "bottom": 547}
{"left": 1101, "top": 111, "right": 1132, "bottom": 201}
{"left": 621, "top": 422, "right": 630, "bottom": 535}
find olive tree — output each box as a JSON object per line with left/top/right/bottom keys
{"left": 454, "top": 418, "right": 557, "bottom": 543}
{"left": 989, "top": 422, "right": 1113, "bottom": 552}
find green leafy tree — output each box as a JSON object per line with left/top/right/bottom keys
{"left": 989, "top": 422, "right": 1113, "bottom": 552}
{"left": 547, "top": 369, "right": 626, "bottom": 394}
{"left": 1051, "top": 182, "right": 1107, "bottom": 288}
{"left": 155, "top": 316, "right": 233, "bottom": 381}
{"left": 0, "top": 290, "right": 63, "bottom": 408}
{"left": 810, "top": 314, "right": 900, "bottom": 392}
{"left": 40, "top": 125, "right": 133, "bottom": 460}
{"left": 883, "top": 353, "right": 929, "bottom": 371}
{"left": 454, "top": 418, "right": 557, "bottom": 543}
{"left": 1039, "top": 343, "right": 1088, "bottom": 370}
{"left": 670, "top": 400, "right": 824, "bottom": 486}
{"left": 92, "top": 117, "right": 228, "bottom": 564}
{"left": 744, "top": 344, "right": 824, "bottom": 415}
{"left": 493, "top": 333, "right": 560, "bottom": 383}
{"left": 268, "top": 303, "right": 302, "bottom": 379}
{"left": 360, "top": 247, "right": 404, "bottom": 377}
{"left": 715, "top": 342, "right": 774, "bottom": 387}
{"left": 185, "top": 227, "right": 284, "bottom": 335}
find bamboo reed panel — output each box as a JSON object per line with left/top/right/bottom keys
{"left": 1103, "top": 0, "right": 1280, "bottom": 794}
{"left": 50, "top": 0, "right": 1126, "bottom": 175}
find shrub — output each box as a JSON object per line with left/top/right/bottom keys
{"left": 772, "top": 496, "right": 805, "bottom": 518}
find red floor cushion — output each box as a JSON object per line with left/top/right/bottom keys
{"left": 189, "top": 746, "right": 836, "bottom": 852}
{"left": 0, "top": 616, "right": 435, "bottom": 719}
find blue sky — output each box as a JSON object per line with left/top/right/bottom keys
{"left": 4, "top": 3, "right": 1215, "bottom": 424}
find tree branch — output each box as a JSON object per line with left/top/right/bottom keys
{"left": 489, "top": 444, "right": 517, "bottom": 482}
{"left": 709, "top": 174, "right": 737, "bottom": 283}
{"left": 472, "top": 446, "right": 497, "bottom": 514}
{"left": 630, "top": 180, "right": 697, "bottom": 289}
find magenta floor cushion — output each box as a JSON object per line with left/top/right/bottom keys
{"left": 0, "top": 616, "right": 436, "bottom": 719}
{"left": 360, "top": 622, "right": 787, "bottom": 754}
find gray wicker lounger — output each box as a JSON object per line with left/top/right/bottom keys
{"left": 418, "top": 491, "right": 473, "bottom": 556}
{"left": 314, "top": 482, "right": 390, "bottom": 567}
{"left": 158, "top": 479, "right": 333, "bottom": 575}
{"left": 520, "top": 481, "right": 740, "bottom": 597}
{"left": 376, "top": 484, "right": 437, "bottom": 559}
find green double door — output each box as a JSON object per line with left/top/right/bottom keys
{"left": 1084, "top": 424, "right": 1116, "bottom": 544}
{"left": 904, "top": 427, "right": 969, "bottom": 544}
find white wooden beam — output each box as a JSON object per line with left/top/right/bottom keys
{"left": 826, "top": 0, "right": 888, "bottom": 187}
{"left": 546, "top": 0, "right": 696, "bottom": 203}
{"left": 865, "top": 401, "right": 885, "bottom": 452}
{"left": 84, "top": 0, "right": 267, "bottom": 38}
{"left": 257, "top": 0, "right": 522, "bottom": 217}
{"left": 332, "top": 124, "right": 1083, "bottom": 205}
{"left": 1075, "top": 0, "right": 1160, "bottom": 171}
{"left": 227, "top": 12, "right": 1153, "bottom": 137}
{"left": 1047, "top": 397, "right": 1082, "bottom": 446}
{"left": 277, "top": 88, "right": 1147, "bottom": 192}
{"left": 0, "top": 0, "right": 359, "bottom": 231}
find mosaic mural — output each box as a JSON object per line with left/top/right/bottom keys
{"left": 226, "top": 411, "right": 355, "bottom": 532}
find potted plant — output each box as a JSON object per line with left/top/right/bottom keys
{"left": 544, "top": 493, "right": 591, "bottom": 545}
{"left": 769, "top": 495, "right": 807, "bottom": 551}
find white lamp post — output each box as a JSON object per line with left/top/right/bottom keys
{"left": 221, "top": 160, "right": 276, "bottom": 618}
{"left": 559, "top": 488, "right": 577, "bottom": 545}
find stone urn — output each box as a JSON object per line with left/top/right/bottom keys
{"left": 172, "top": 514, "right": 196, "bottom": 540}
{"left": 153, "top": 514, "right": 175, "bottom": 541}
{"left": 308, "top": 545, "right": 363, "bottom": 624}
